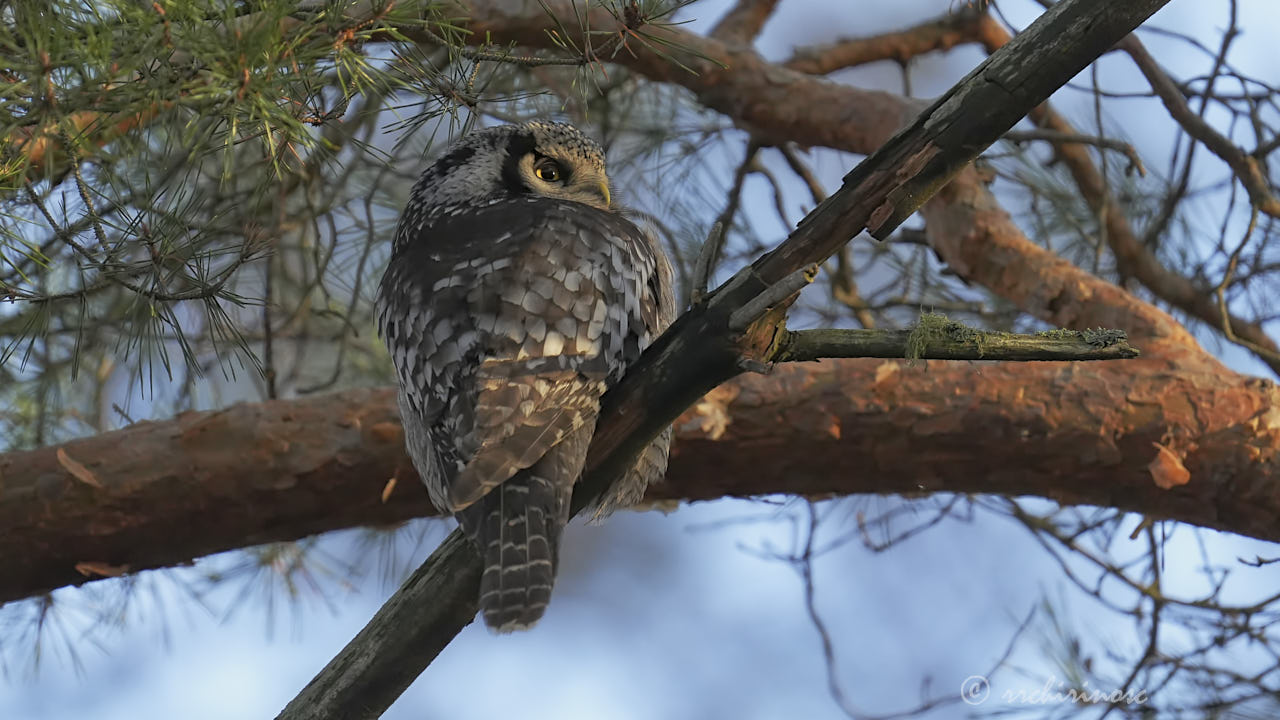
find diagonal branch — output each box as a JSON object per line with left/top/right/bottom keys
{"left": 273, "top": 1, "right": 1173, "bottom": 717}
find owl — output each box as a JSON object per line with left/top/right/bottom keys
{"left": 376, "top": 121, "right": 675, "bottom": 632}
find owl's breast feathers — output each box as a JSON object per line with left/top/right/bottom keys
{"left": 376, "top": 197, "right": 667, "bottom": 512}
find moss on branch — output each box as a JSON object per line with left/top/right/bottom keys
{"left": 774, "top": 313, "right": 1140, "bottom": 364}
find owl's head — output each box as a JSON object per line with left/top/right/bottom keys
{"left": 406, "top": 121, "right": 613, "bottom": 216}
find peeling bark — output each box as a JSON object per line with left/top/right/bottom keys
{"left": 666, "top": 354, "right": 1280, "bottom": 542}
{"left": 4, "top": 352, "right": 1277, "bottom": 606}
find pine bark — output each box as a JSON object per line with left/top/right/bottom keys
{"left": 5, "top": 348, "right": 1276, "bottom": 606}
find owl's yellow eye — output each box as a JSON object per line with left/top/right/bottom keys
{"left": 534, "top": 162, "right": 562, "bottom": 183}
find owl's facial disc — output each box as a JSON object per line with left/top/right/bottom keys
{"left": 516, "top": 151, "right": 612, "bottom": 211}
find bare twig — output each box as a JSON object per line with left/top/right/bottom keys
{"left": 784, "top": 500, "right": 1040, "bottom": 720}
{"left": 690, "top": 221, "right": 726, "bottom": 305}
{"left": 692, "top": 142, "right": 759, "bottom": 303}
{"left": 1212, "top": 207, "right": 1277, "bottom": 363}
{"left": 728, "top": 265, "right": 818, "bottom": 331}
{"left": 975, "top": 20, "right": 1280, "bottom": 376}
{"left": 1121, "top": 35, "right": 1280, "bottom": 218}
{"left": 1004, "top": 129, "right": 1147, "bottom": 176}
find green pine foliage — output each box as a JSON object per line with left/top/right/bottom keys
{"left": 0, "top": 0, "right": 704, "bottom": 448}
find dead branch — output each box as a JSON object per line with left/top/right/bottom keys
{"left": 777, "top": 324, "right": 1139, "bottom": 362}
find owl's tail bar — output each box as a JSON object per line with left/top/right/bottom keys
{"left": 468, "top": 469, "right": 565, "bottom": 632}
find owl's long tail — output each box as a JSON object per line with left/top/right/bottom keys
{"left": 473, "top": 470, "right": 564, "bottom": 631}
{"left": 458, "top": 428, "right": 588, "bottom": 632}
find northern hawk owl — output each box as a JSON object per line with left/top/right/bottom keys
{"left": 376, "top": 121, "right": 675, "bottom": 632}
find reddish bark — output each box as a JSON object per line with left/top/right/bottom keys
{"left": 667, "top": 352, "right": 1280, "bottom": 539}
{"left": 3, "top": 352, "right": 1278, "bottom": 605}
{"left": 784, "top": 7, "right": 992, "bottom": 74}
{"left": 919, "top": 165, "right": 1196, "bottom": 349}
{"left": 454, "top": 0, "right": 922, "bottom": 152}
{"left": 709, "top": 0, "right": 781, "bottom": 44}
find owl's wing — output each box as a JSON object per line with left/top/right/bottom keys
{"left": 378, "top": 199, "right": 662, "bottom": 513}
{"left": 587, "top": 217, "right": 679, "bottom": 517}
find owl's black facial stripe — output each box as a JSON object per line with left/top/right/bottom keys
{"left": 500, "top": 131, "right": 539, "bottom": 194}
{"left": 434, "top": 144, "right": 477, "bottom": 176}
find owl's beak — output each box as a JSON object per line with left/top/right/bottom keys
{"left": 598, "top": 181, "right": 612, "bottom": 208}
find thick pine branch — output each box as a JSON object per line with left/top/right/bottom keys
{"left": 709, "top": 0, "right": 781, "bottom": 44}
{"left": 6, "top": 344, "right": 1277, "bottom": 612}
{"left": 0, "top": 325, "right": 1137, "bottom": 605}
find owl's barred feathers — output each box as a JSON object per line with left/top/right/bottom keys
{"left": 376, "top": 121, "right": 674, "bottom": 631}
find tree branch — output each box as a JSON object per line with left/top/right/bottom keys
{"left": 1121, "top": 35, "right": 1280, "bottom": 219}
{"left": 441, "top": 1, "right": 1191, "bottom": 360}
{"left": 276, "top": 531, "right": 480, "bottom": 720}
{"left": 270, "top": 1, "right": 1174, "bottom": 716}
{"left": 0, "top": 322, "right": 1136, "bottom": 607}
{"left": 708, "top": 0, "right": 781, "bottom": 45}
{"left": 0, "top": 0, "right": 1177, "bottom": 613}
{"left": 971, "top": 21, "right": 1280, "bottom": 376}
{"left": 0, "top": 0, "right": 1215, "bottom": 716}
{"left": 1002, "top": 129, "right": 1147, "bottom": 177}
{"left": 274, "top": 351, "right": 1273, "bottom": 720}
{"left": 8, "top": 337, "right": 1276, "bottom": 614}
{"left": 919, "top": 163, "right": 1197, "bottom": 348}
{"left": 783, "top": 6, "right": 993, "bottom": 75}
{"left": 778, "top": 324, "right": 1139, "bottom": 363}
